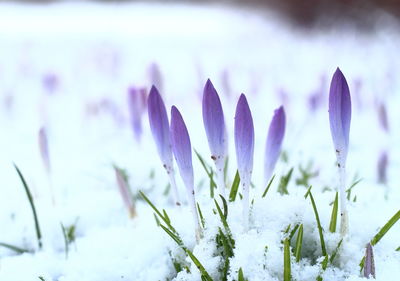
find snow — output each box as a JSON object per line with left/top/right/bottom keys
{"left": 0, "top": 2, "right": 400, "bottom": 281}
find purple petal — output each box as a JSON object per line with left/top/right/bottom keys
{"left": 234, "top": 94, "right": 254, "bottom": 181}
{"left": 148, "top": 86, "right": 173, "bottom": 169}
{"left": 264, "top": 106, "right": 286, "bottom": 184}
{"left": 329, "top": 68, "right": 351, "bottom": 165}
{"left": 128, "top": 86, "right": 147, "bottom": 140}
{"left": 364, "top": 243, "right": 376, "bottom": 279}
{"left": 202, "top": 79, "right": 227, "bottom": 162}
{"left": 38, "top": 127, "right": 50, "bottom": 173}
{"left": 170, "top": 106, "right": 194, "bottom": 189}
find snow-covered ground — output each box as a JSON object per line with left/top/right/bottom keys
{"left": 0, "top": 3, "right": 399, "bottom": 281}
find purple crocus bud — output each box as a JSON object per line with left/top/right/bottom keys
{"left": 264, "top": 106, "right": 286, "bottom": 186}
{"left": 38, "top": 127, "right": 50, "bottom": 174}
{"left": 364, "top": 243, "right": 376, "bottom": 279}
{"left": 128, "top": 86, "right": 147, "bottom": 140}
{"left": 234, "top": 94, "right": 254, "bottom": 227}
{"left": 148, "top": 86, "right": 173, "bottom": 170}
{"left": 202, "top": 79, "right": 227, "bottom": 197}
{"left": 377, "top": 150, "right": 388, "bottom": 185}
{"left": 170, "top": 106, "right": 201, "bottom": 241}
{"left": 171, "top": 106, "right": 194, "bottom": 191}
{"left": 329, "top": 68, "right": 351, "bottom": 167}
{"left": 329, "top": 68, "right": 351, "bottom": 236}
{"left": 148, "top": 86, "right": 180, "bottom": 206}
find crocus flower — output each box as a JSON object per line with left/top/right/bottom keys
{"left": 364, "top": 243, "right": 376, "bottom": 279}
{"left": 329, "top": 68, "right": 351, "bottom": 166}
{"left": 170, "top": 106, "right": 201, "bottom": 241}
{"left": 128, "top": 86, "right": 147, "bottom": 140}
{"left": 38, "top": 127, "right": 50, "bottom": 174}
{"left": 264, "top": 106, "right": 285, "bottom": 186}
{"left": 202, "top": 79, "right": 227, "bottom": 197}
{"left": 234, "top": 94, "right": 254, "bottom": 227}
{"left": 114, "top": 166, "right": 136, "bottom": 218}
{"left": 377, "top": 150, "right": 388, "bottom": 185}
{"left": 329, "top": 67, "right": 351, "bottom": 236}
{"left": 148, "top": 86, "right": 180, "bottom": 206}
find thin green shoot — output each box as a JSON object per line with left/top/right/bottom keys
{"left": 197, "top": 203, "right": 205, "bottom": 229}
{"left": 278, "top": 168, "right": 294, "bottom": 195}
{"left": 329, "top": 192, "right": 339, "bottom": 233}
{"left": 194, "top": 149, "right": 217, "bottom": 198}
{"left": 283, "top": 238, "right": 291, "bottom": 281}
{"left": 329, "top": 239, "right": 343, "bottom": 264}
{"left": 288, "top": 224, "right": 300, "bottom": 242}
{"left": 294, "top": 224, "right": 303, "bottom": 262}
{"left": 305, "top": 186, "right": 327, "bottom": 256}
{"left": 346, "top": 177, "right": 362, "bottom": 201}
{"left": 396, "top": 246, "right": 400, "bottom": 252}
{"left": 60, "top": 223, "right": 69, "bottom": 259}
{"left": 359, "top": 209, "right": 400, "bottom": 271}
{"left": 238, "top": 268, "right": 245, "bottom": 281}
{"left": 262, "top": 175, "right": 276, "bottom": 198}
{"left": 14, "top": 164, "right": 42, "bottom": 250}
{"left": 370, "top": 210, "right": 400, "bottom": 246}
{"left": 229, "top": 171, "right": 240, "bottom": 202}
{"left": 0, "top": 242, "right": 31, "bottom": 254}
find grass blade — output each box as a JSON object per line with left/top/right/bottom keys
{"left": 60, "top": 223, "right": 69, "bottom": 259}
{"left": 238, "top": 268, "right": 245, "bottom": 281}
{"left": 294, "top": 224, "right": 303, "bottom": 262}
{"left": 229, "top": 170, "right": 240, "bottom": 202}
{"left": 370, "top": 210, "right": 400, "bottom": 246}
{"left": 329, "top": 192, "right": 339, "bottom": 233}
{"left": 0, "top": 242, "right": 31, "bottom": 254}
{"left": 14, "top": 164, "right": 42, "bottom": 250}
{"left": 194, "top": 149, "right": 217, "bottom": 198}
{"left": 278, "top": 168, "right": 293, "bottom": 195}
{"left": 283, "top": 238, "right": 291, "bottom": 281}
{"left": 262, "top": 174, "right": 275, "bottom": 198}
{"left": 329, "top": 239, "right": 343, "bottom": 264}
{"left": 305, "top": 186, "right": 327, "bottom": 256}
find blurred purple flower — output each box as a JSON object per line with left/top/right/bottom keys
{"left": 364, "top": 243, "right": 376, "bottom": 279}
{"left": 329, "top": 68, "right": 351, "bottom": 166}
{"left": 377, "top": 150, "right": 388, "bottom": 185}
{"left": 38, "top": 127, "right": 50, "bottom": 174}
{"left": 202, "top": 79, "right": 227, "bottom": 196}
{"left": 128, "top": 86, "right": 147, "bottom": 140}
{"left": 234, "top": 94, "right": 254, "bottom": 226}
{"left": 148, "top": 86, "right": 173, "bottom": 170}
{"left": 264, "top": 106, "right": 285, "bottom": 185}
{"left": 42, "top": 72, "right": 59, "bottom": 95}
{"left": 377, "top": 102, "right": 389, "bottom": 133}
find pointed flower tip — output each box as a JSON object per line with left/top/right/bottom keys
{"left": 364, "top": 243, "right": 376, "bottom": 279}
{"left": 264, "top": 105, "right": 286, "bottom": 183}
{"left": 148, "top": 86, "right": 173, "bottom": 168}
{"left": 329, "top": 67, "right": 351, "bottom": 164}
{"left": 202, "top": 79, "right": 226, "bottom": 161}
{"left": 170, "top": 106, "right": 194, "bottom": 188}
{"left": 234, "top": 93, "right": 254, "bottom": 179}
